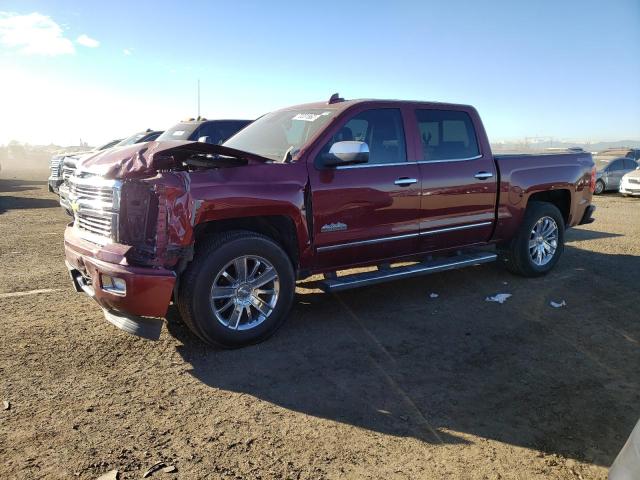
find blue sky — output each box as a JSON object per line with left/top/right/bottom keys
{"left": 0, "top": 0, "right": 638, "bottom": 145}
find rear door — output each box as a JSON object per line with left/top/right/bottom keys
{"left": 308, "top": 107, "right": 422, "bottom": 269}
{"left": 413, "top": 108, "right": 497, "bottom": 251}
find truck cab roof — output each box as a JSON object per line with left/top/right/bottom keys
{"left": 281, "top": 97, "right": 476, "bottom": 113}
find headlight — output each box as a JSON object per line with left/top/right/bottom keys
{"left": 118, "top": 181, "right": 159, "bottom": 262}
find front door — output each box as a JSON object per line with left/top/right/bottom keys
{"left": 308, "top": 108, "right": 422, "bottom": 270}
{"left": 413, "top": 108, "right": 497, "bottom": 251}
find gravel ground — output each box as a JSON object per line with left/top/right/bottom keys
{"left": 1, "top": 168, "right": 638, "bottom": 480}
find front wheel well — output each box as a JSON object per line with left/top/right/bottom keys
{"left": 194, "top": 216, "right": 299, "bottom": 268}
{"left": 527, "top": 189, "right": 571, "bottom": 224}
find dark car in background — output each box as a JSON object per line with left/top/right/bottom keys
{"left": 594, "top": 157, "right": 639, "bottom": 194}
{"left": 156, "top": 118, "right": 252, "bottom": 144}
{"left": 625, "top": 148, "right": 640, "bottom": 161}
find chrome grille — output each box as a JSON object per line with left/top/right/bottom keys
{"left": 77, "top": 211, "right": 113, "bottom": 238}
{"left": 70, "top": 182, "right": 114, "bottom": 203}
{"left": 629, "top": 178, "right": 640, "bottom": 185}
{"left": 68, "top": 174, "right": 121, "bottom": 245}
{"left": 49, "top": 156, "right": 63, "bottom": 179}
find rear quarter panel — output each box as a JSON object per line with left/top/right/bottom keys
{"left": 493, "top": 153, "right": 594, "bottom": 242}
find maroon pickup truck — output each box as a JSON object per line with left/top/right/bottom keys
{"left": 64, "top": 96, "right": 596, "bottom": 347}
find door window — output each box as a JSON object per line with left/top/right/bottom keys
{"left": 608, "top": 160, "right": 624, "bottom": 171}
{"left": 416, "top": 110, "right": 480, "bottom": 161}
{"left": 319, "top": 109, "right": 407, "bottom": 165}
{"left": 623, "top": 159, "right": 637, "bottom": 170}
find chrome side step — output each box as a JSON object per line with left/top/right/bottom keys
{"left": 318, "top": 252, "right": 498, "bottom": 292}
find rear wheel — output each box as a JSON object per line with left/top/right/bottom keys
{"left": 177, "top": 231, "right": 295, "bottom": 348}
{"left": 594, "top": 180, "right": 605, "bottom": 195}
{"left": 500, "top": 201, "right": 565, "bottom": 277}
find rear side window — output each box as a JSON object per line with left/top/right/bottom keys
{"left": 624, "top": 159, "right": 637, "bottom": 169}
{"left": 320, "top": 108, "right": 407, "bottom": 165}
{"left": 416, "top": 109, "right": 480, "bottom": 161}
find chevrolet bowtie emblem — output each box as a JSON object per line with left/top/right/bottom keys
{"left": 71, "top": 201, "right": 79, "bottom": 213}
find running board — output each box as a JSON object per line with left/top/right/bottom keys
{"left": 318, "top": 252, "right": 498, "bottom": 292}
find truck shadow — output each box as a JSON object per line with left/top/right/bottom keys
{"left": 0, "top": 195, "right": 60, "bottom": 214}
{"left": 167, "top": 244, "right": 639, "bottom": 466}
{"left": 564, "top": 228, "right": 622, "bottom": 242}
{"left": 0, "top": 178, "right": 49, "bottom": 193}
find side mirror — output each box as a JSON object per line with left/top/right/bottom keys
{"left": 197, "top": 136, "right": 211, "bottom": 144}
{"left": 318, "top": 141, "right": 369, "bottom": 168}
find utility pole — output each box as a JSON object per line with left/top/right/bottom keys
{"left": 197, "top": 79, "right": 200, "bottom": 120}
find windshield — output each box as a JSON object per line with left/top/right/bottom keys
{"left": 157, "top": 123, "right": 200, "bottom": 141}
{"left": 223, "top": 109, "right": 337, "bottom": 161}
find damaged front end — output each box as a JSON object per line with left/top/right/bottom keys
{"left": 64, "top": 140, "right": 267, "bottom": 339}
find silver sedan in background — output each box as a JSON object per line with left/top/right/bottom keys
{"left": 595, "top": 157, "right": 639, "bottom": 194}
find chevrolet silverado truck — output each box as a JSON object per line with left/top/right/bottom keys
{"left": 64, "top": 96, "right": 596, "bottom": 347}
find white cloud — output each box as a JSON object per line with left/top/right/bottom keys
{"left": 0, "top": 11, "right": 75, "bottom": 56}
{"left": 76, "top": 33, "right": 99, "bottom": 48}
{"left": 123, "top": 48, "right": 132, "bottom": 56}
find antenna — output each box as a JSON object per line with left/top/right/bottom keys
{"left": 197, "top": 79, "right": 200, "bottom": 120}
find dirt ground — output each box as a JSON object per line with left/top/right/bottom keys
{"left": 0, "top": 166, "right": 638, "bottom": 480}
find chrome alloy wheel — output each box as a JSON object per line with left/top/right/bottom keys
{"left": 210, "top": 255, "right": 280, "bottom": 331}
{"left": 529, "top": 216, "right": 559, "bottom": 266}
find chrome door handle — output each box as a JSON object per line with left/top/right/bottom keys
{"left": 474, "top": 171, "right": 493, "bottom": 180}
{"left": 394, "top": 177, "right": 418, "bottom": 186}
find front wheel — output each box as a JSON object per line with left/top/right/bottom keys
{"left": 500, "top": 201, "right": 565, "bottom": 277}
{"left": 177, "top": 231, "right": 295, "bottom": 348}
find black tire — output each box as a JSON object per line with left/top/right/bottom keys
{"left": 594, "top": 180, "right": 605, "bottom": 195}
{"left": 500, "top": 201, "right": 565, "bottom": 277}
{"left": 177, "top": 231, "right": 295, "bottom": 348}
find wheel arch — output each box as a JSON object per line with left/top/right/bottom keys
{"left": 527, "top": 189, "right": 571, "bottom": 225}
{"left": 194, "top": 215, "right": 300, "bottom": 269}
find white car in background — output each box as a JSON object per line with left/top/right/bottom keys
{"left": 619, "top": 167, "right": 640, "bottom": 197}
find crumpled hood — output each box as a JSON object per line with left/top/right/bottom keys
{"left": 78, "top": 140, "right": 268, "bottom": 179}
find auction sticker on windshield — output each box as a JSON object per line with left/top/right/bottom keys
{"left": 292, "top": 112, "right": 330, "bottom": 122}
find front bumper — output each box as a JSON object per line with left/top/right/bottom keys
{"left": 619, "top": 181, "right": 640, "bottom": 196}
{"left": 578, "top": 204, "right": 596, "bottom": 225}
{"left": 64, "top": 226, "right": 176, "bottom": 339}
